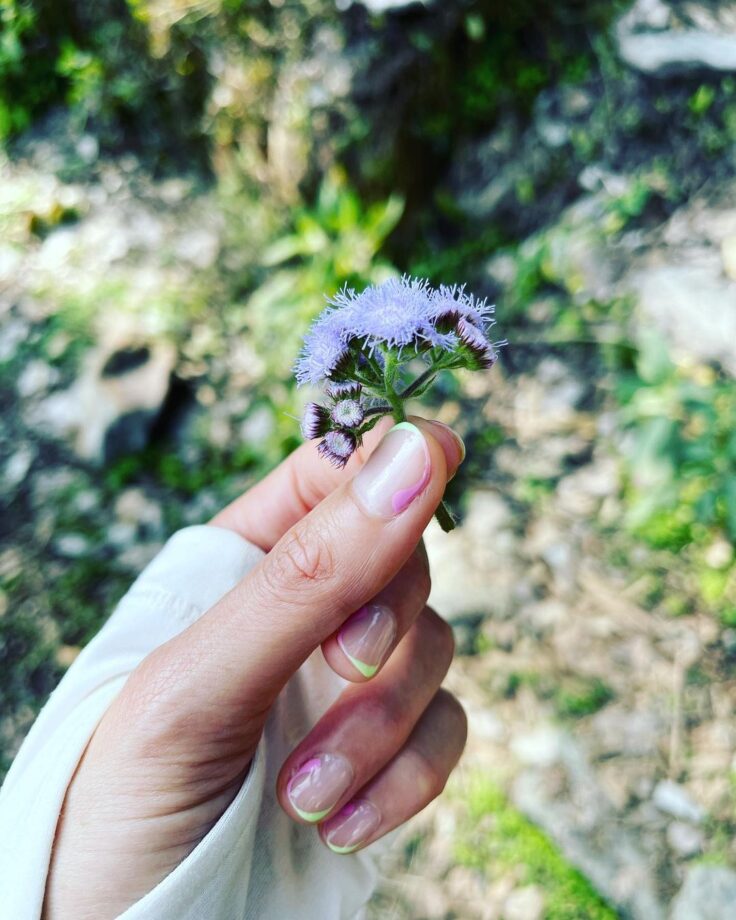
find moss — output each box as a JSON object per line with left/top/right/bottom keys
{"left": 454, "top": 778, "right": 618, "bottom": 920}
{"left": 553, "top": 677, "right": 614, "bottom": 719}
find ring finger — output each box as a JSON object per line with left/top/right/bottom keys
{"left": 320, "top": 688, "right": 467, "bottom": 853}
{"left": 278, "top": 606, "right": 454, "bottom": 823}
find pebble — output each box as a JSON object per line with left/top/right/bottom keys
{"left": 652, "top": 780, "right": 705, "bottom": 824}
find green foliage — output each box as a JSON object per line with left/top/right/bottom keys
{"left": 0, "top": 0, "right": 65, "bottom": 139}
{"left": 615, "top": 332, "right": 736, "bottom": 547}
{"left": 245, "top": 167, "right": 403, "bottom": 380}
{"left": 455, "top": 778, "right": 617, "bottom": 919}
{"left": 553, "top": 677, "right": 614, "bottom": 718}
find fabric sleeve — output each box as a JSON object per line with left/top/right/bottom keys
{"left": 0, "top": 525, "right": 266, "bottom": 920}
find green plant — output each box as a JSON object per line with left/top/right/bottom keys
{"left": 616, "top": 332, "right": 736, "bottom": 547}
{"left": 454, "top": 777, "right": 617, "bottom": 919}
{"left": 245, "top": 168, "right": 403, "bottom": 381}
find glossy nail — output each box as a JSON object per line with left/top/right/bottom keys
{"left": 338, "top": 604, "right": 396, "bottom": 678}
{"left": 352, "top": 422, "right": 430, "bottom": 518}
{"left": 426, "top": 420, "right": 466, "bottom": 465}
{"left": 323, "top": 799, "right": 382, "bottom": 854}
{"left": 286, "top": 753, "right": 353, "bottom": 822}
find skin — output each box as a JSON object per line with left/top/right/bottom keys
{"left": 43, "top": 416, "right": 468, "bottom": 920}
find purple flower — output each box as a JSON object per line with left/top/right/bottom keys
{"left": 429, "top": 284, "right": 495, "bottom": 331}
{"left": 326, "top": 381, "right": 362, "bottom": 400}
{"left": 301, "top": 402, "right": 331, "bottom": 440}
{"left": 325, "top": 276, "right": 456, "bottom": 353}
{"left": 294, "top": 312, "right": 351, "bottom": 385}
{"left": 457, "top": 317, "right": 498, "bottom": 369}
{"left": 317, "top": 429, "right": 357, "bottom": 468}
{"left": 331, "top": 398, "right": 365, "bottom": 428}
{"left": 295, "top": 275, "right": 499, "bottom": 391}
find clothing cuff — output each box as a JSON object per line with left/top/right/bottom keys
{"left": 126, "top": 524, "right": 265, "bottom": 615}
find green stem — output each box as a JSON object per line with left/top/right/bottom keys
{"left": 384, "top": 366, "right": 456, "bottom": 533}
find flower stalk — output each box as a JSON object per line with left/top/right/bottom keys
{"left": 295, "top": 276, "right": 502, "bottom": 534}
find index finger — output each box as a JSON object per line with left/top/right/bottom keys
{"left": 210, "top": 416, "right": 464, "bottom": 551}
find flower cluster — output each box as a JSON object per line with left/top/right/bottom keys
{"left": 295, "top": 276, "right": 501, "bottom": 479}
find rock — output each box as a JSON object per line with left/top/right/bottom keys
{"left": 652, "top": 780, "right": 705, "bottom": 824}
{"left": 70, "top": 339, "right": 176, "bottom": 463}
{"left": 114, "top": 488, "right": 163, "bottom": 532}
{"left": 615, "top": 1, "right": 736, "bottom": 76}
{"left": 0, "top": 318, "right": 29, "bottom": 363}
{"left": 513, "top": 358, "right": 586, "bottom": 443}
{"left": 666, "top": 821, "right": 704, "bottom": 858}
{"left": 591, "top": 705, "right": 663, "bottom": 758}
{"left": 54, "top": 533, "right": 91, "bottom": 558}
{"left": 511, "top": 726, "right": 566, "bottom": 768}
{"left": 512, "top": 732, "right": 666, "bottom": 920}
{"left": 426, "top": 490, "right": 521, "bottom": 620}
{"left": 2, "top": 445, "right": 35, "bottom": 495}
{"left": 17, "top": 360, "right": 60, "bottom": 399}
{"left": 721, "top": 235, "right": 736, "bottom": 281}
{"left": 503, "top": 885, "right": 545, "bottom": 920}
{"left": 671, "top": 866, "right": 736, "bottom": 920}
{"left": 633, "top": 265, "right": 736, "bottom": 376}
{"left": 353, "top": 0, "right": 433, "bottom": 11}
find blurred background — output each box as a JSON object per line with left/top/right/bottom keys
{"left": 2, "top": 0, "right": 736, "bottom": 916}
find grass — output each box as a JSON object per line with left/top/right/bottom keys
{"left": 455, "top": 778, "right": 618, "bottom": 920}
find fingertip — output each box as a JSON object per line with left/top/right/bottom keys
{"left": 410, "top": 417, "right": 465, "bottom": 479}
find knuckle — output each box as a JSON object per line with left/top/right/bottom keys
{"left": 425, "top": 609, "right": 455, "bottom": 664}
{"left": 365, "top": 690, "right": 406, "bottom": 739}
{"left": 437, "top": 689, "right": 469, "bottom": 747}
{"left": 120, "top": 646, "right": 203, "bottom": 756}
{"left": 409, "top": 747, "right": 447, "bottom": 803}
{"left": 266, "top": 519, "right": 336, "bottom": 596}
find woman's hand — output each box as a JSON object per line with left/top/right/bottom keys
{"left": 43, "top": 418, "right": 467, "bottom": 919}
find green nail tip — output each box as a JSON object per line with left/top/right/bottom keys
{"left": 293, "top": 804, "right": 332, "bottom": 823}
{"left": 392, "top": 421, "right": 421, "bottom": 435}
{"left": 345, "top": 652, "right": 379, "bottom": 679}
{"left": 326, "top": 840, "right": 360, "bottom": 855}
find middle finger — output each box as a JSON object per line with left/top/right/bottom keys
{"left": 278, "top": 606, "right": 454, "bottom": 823}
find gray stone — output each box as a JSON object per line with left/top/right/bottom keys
{"left": 349, "top": 0, "right": 433, "bottom": 12}
{"left": 69, "top": 339, "right": 176, "bottom": 463}
{"left": 2, "top": 445, "right": 35, "bottom": 494}
{"left": 503, "top": 885, "right": 545, "bottom": 920}
{"left": 633, "top": 265, "right": 736, "bottom": 375}
{"left": 114, "top": 488, "right": 163, "bottom": 531}
{"left": 652, "top": 780, "right": 705, "bottom": 824}
{"left": 54, "top": 533, "right": 91, "bottom": 558}
{"left": 616, "top": 20, "right": 736, "bottom": 76}
{"left": 0, "top": 319, "right": 29, "bottom": 363}
{"left": 17, "top": 360, "right": 60, "bottom": 399}
{"left": 671, "top": 866, "right": 736, "bottom": 920}
{"left": 513, "top": 732, "right": 666, "bottom": 920}
{"left": 666, "top": 821, "right": 704, "bottom": 857}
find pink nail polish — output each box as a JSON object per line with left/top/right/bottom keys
{"left": 323, "top": 799, "right": 382, "bottom": 854}
{"left": 352, "top": 422, "right": 431, "bottom": 518}
{"left": 286, "top": 753, "right": 353, "bottom": 823}
{"left": 337, "top": 604, "right": 396, "bottom": 678}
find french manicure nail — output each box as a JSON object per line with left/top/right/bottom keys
{"left": 287, "top": 753, "right": 353, "bottom": 822}
{"left": 323, "top": 799, "right": 382, "bottom": 854}
{"left": 427, "top": 420, "right": 466, "bottom": 464}
{"left": 352, "top": 422, "right": 431, "bottom": 518}
{"left": 338, "top": 604, "right": 396, "bottom": 678}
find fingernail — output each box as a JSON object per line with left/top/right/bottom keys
{"left": 323, "top": 799, "right": 382, "bottom": 854}
{"left": 337, "top": 604, "right": 396, "bottom": 678}
{"left": 287, "top": 753, "right": 353, "bottom": 822}
{"left": 352, "top": 422, "right": 431, "bottom": 518}
{"left": 427, "top": 420, "right": 466, "bottom": 465}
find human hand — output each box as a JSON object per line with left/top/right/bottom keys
{"left": 43, "top": 418, "right": 467, "bottom": 919}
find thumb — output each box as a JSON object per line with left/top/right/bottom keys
{"left": 135, "top": 420, "right": 460, "bottom": 751}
